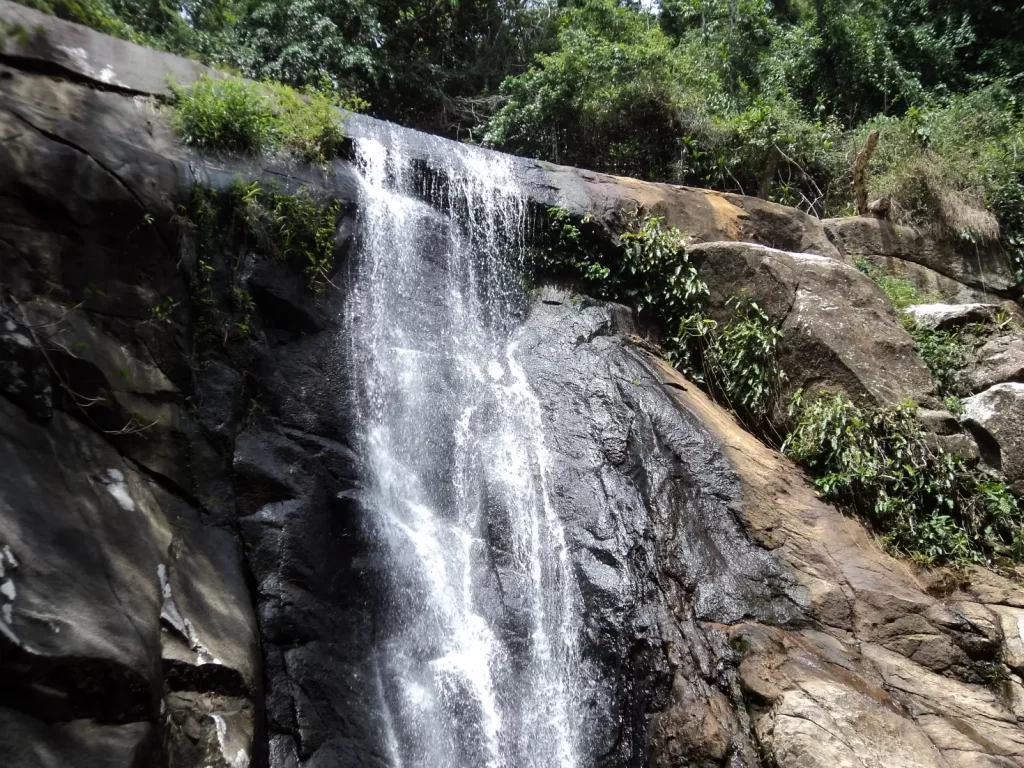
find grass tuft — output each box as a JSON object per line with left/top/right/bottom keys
{"left": 170, "top": 74, "right": 346, "bottom": 164}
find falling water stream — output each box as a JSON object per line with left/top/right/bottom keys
{"left": 346, "top": 127, "right": 585, "bottom": 768}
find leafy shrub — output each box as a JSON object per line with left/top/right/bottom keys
{"left": 170, "top": 74, "right": 346, "bottom": 163}
{"left": 784, "top": 392, "right": 1023, "bottom": 565}
{"left": 187, "top": 180, "right": 341, "bottom": 296}
{"left": 230, "top": 179, "right": 342, "bottom": 286}
{"left": 535, "top": 208, "right": 783, "bottom": 432}
{"left": 533, "top": 207, "right": 708, "bottom": 331}
{"left": 171, "top": 76, "right": 277, "bottom": 154}
{"left": 854, "top": 258, "right": 935, "bottom": 309}
{"left": 901, "top": 316, "right": 982, "bottom": 399}
{"left": 699, "top": 297, "right": 786, "bottom": 433}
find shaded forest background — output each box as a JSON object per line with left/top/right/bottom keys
{"left": 14, "top": 0, "right": 1024, "bottom": 278}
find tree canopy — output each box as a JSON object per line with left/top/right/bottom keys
{"left": 18, "top": 0, "right": 1024, "bottom": 278}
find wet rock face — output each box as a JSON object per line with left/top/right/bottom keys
{"left": 515, "top": 291, "right": 807, "bottom": 766}
{"left": 0, "top": 52, "right": 359, "bottom": 768}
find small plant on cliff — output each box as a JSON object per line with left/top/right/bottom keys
{"left": 230, "top": 180, "right": 342, "bottom": 287}
{"left": 856, "top": 259, "right": 987, "bottom": 399}
{"left": 182, "top": 180, "right": 341, "bottom": 344}
{"left": 699, "top": 297, "right": 787, "bottom": 435}
{"left": 169, "top": 74, "right": 347, "bottom": 164}
{"left": 853, "top": 258, "right": 936, "bottom": 310}
{"left": 534, "top": 207, "right": 708, "bottom": 343}
{"left": 783, "top": 391, "right": 1024, "bottom": 566}
{"left": 900, "top": 316, "right": 983, "bottom": 399}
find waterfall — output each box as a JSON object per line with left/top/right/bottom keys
{"left": 346, "top": 128, "right": 585, "bottom": 768}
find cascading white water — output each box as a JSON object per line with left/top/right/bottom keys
{"left": 346, "top": 128, "right": 585, "bottom": 768}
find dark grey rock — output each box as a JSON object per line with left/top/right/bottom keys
{"left": 0, "top": 707, "right": 154, "bottom": 768}
{"left": 515, "top": 289, "right": 806, "bottom": 764}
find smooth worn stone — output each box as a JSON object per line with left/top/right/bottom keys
{"left": 968, "top": 334, "right": 1024, "bottom": 393}
{"left": 824, "top": 216, "right": 1018, "bottom": 294}
{"left": 904, "top": 302, "right": 1003, "bottom": 330}
{"left": 690, "top": 241, "right": 936, "bottom": 415}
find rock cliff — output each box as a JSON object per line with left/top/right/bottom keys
{"left": 1, "top": 4, "right": 1023, "bottom": 768}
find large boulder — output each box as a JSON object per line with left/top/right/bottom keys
{"left": 824, "top": 216, "right": 1018, "bottom": 296}
{"left": 963, "top": 383, "right": 1024, "bottom": 494}
{"left": 968, "top": 334, "right": 1024, "bottom": 393}
{"left": 689, "top": 241, "right": 937, "bottom": 412}
{"left": 903, "top": 302, "right": 1005, "bottom": 330}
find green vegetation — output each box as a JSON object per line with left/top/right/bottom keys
{"left": 17, "top": 0, "right": 1024, "bottom": 278}
{"left": 482, "top": 0, "right": 1024, "bottom": 279}
{"left": 183, "top": 179, "right": 341, "bottom": 342}
{"left": 533, "top": 207, "right": 708, "bottom": 340}
{"left": 854, "top": 258, "right": 935, "bottom": 310}
{"left": 784, "top": 392, "right": 1023, "bottom": 565}
{"left": 16, "top": 0, "right": 148, "bottom": 44}
{"left": 854, "top": 258, "right": 989, "bottom": 401}
{"left": 169, "top": 75, "right": 349, "bottom": 163}
{"left": 700, "top": 297, "right": 786, "bottom": 434}
{"left": 231, "top": 180, "right": 342, "bottom": 285}
{"left": 901, "top": 316, "right": 982, "bottom": 399}
{"left": 536, "top": 209, "right": 784, "bottom": 432}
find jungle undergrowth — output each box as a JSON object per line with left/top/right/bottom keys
{"left": 169, "top": 74, "right": 361, "bottom": 164}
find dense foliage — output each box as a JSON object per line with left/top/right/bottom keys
{"left": 19, "top": 0, "right": 1024, "bottom": 278}
{"left": 784, "top": 392, "right": 1023, "bottom": 565}
{"left": 170, "top": 75, "right": 349, "bottom": 163}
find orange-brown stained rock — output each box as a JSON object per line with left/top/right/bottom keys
{"left": 641, "top": 350, "right": 1024, "bottom": 767}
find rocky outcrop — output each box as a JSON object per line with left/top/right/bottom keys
{"left": 904, "top": 302, "right": 1007, "bottom": 330}
{"left": 824, "top": 216, "right": 1018, "bottom": 297}
{"left": 646, "top": 353, "right": 1024, "bottom": 768}
{"left": 964, "top": 383, "right": 1024, "bottom": 494}
{"left": 689, "top": 241, "right": 936, "bottom": 411}
{"left": 2, "top": 6, "right": 1024, "bottom": 768}
{"left": 0, "top": 31, "right": 356, "bottom": 766}
{"left": 968, "top": 335, "right": 1024, "bottom": 394}
{"left": 521, "top": 294, "right": 1024, "bottom": 768}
